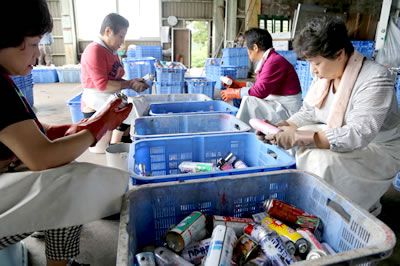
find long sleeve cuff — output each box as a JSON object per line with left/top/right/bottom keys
{"left": 240, "top": 87, "right": 251, "bottom": 97}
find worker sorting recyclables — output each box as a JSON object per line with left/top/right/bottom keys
{"left": 220, "top": 28, "right": 303, "bottom": 127}
{"left": 256, "top": 16, "right": 400, "bottom": 216}
{"left": 80, "top": 12, "right": 149, "bottom": 153}
{"left": 0, "top": 1, "right": 133, "bottom": 265}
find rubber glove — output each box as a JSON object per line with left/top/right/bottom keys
{"left": 46, "top": 119, "right": 88, "bottom": 140}
{"left": 255, "top": 120, "right": 291, "bottom": 143}
{"left": 221, "top": 88, "right": 241, "bottom": 101}
{"left": 129, "top": 78, "right": 149, "bottom": 92}
{"left": 65, "top": 98, "right": 133, "bottom": 145}
{"left": 221, "top": 75, "right": 247, "bottom": 89}
{"left": 264, "top": 126, "right": 316, "bottom": 149}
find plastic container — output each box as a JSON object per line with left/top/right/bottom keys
{"left": 131, "top": 113, "right": 251, "bottom": 140}
{"left": 66, "top": 92, "right": 84, "bottom": 123}
{"left": 129, "top": 93, "right": 212, "bottom": 105}
{"left": 135, "top": 46, "right": 162, "bottom": 61}
{"left": 0, "top": 241, "right": 28, "bottom": 266}
{"left": 395, "top": 75, "right": 400, "bottom": 108}
{"left": 155, "top": 81, "right": 184, "bottom": 94}
{"left": 122, "top": 57, "right": 156, "bottom": 80}
{"left": 186, "top": 79, "right": 216, "bottom": 99}
{"left": 276, "top": 50, "right": 298, "bottom": 67}
{"left": 11, "top": 74, "right": 34, "bottom": 107}
{"left": 351, "top": 41, "right": 375, "bottom": 59}
{"left": 155, "top": 66, "right": 186, "bottom": 82}
{"left": 148, "top": 100, "right": 238, "bottom": 116}
{"left": 31, "top": 68, "right": 59, "bottom": 83}
{"left": 117, "top": 170, "right": 396, "bottom": 266}
{"left": 236, "top": 66, "right": 248, "bottom": 79}
{"left": 105, "top": 143, "right": 130, "bottom": 171}
{"left": 295, "top": 60, "right": 313, "bottom": 99}
{"left": 128, "top": 133, "right": 295, "bottom": 184}
{"left": 56, "top": 68, "right": 81, "bottom": 83}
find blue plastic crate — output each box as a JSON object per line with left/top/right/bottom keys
{"left": 236, "top": 66, "right": 248, "bottom": 79}
{"left": 123, "top": 57, "right": 156, "bottom": 79}
{"left": 0, "top": 241, "right": 28, "bottom": 266}
{"left": 135, "top": 46, "right": 162, "bottom": 61}
{"left": 128, "top": 133, "right": 295, "bottom": 184}
{"left": 117, "top": 170, "right": 396, "bottom": 266}
{"left": 205, "top": 58, "right": 222, "bottom": 66}
{"left": 56, "top": 68, "right": 81, "bottom": 83}
{"left": 66, "top": 92, "right": 84, "bottom": 123}
{"left": 395, "top": 75, "right": 400, "bottom": 107}
{"left": 156, "top": 66, "right": 186, "bottom": 82}
{"left": 155, "top": 81, "right": 184, "bottom": 94}
{"left": 132, "top": 113, "right": 251, "bottom": 140}
{"left": 276, "top": 50, "right": 297, "bottom": 67}
{"left": 149, "top": 100, "right": 238, "bottom": 116}
{"left": 351, "top": 41, "right": 375, "bottom": 59}
{"left": 11, "top": 74, "right": 34, "bottom": 107}
{"left": 295, "top": 60, "right": 313, "bottom": 99}
{"left": 31, "top": 69, "right": 58, "bottom": 83}
{"left": 127, "top": 50, "right": 136, "bottom": 58}
{"left": 222, "top": 47, "right": 247, "bottom": 57}
{"left": 222, "top": 55, "right": 249, "bottom": 67}
{"left": 186, "top": 79, "right": 216, "bottom": 99}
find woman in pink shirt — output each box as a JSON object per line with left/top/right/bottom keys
{"left": 81, "top": 13, "right": 148, "bottom": 152}
{"left": 221, "top": 28, "right": 302, "bottom": 126}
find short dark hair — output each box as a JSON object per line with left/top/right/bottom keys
{"left": 293, "top": 16, "right": 354, "bottom": 60}
{"left": 100, "top": 13, "right": 129, "bottom": 35}
{"left": 0, "top": 0, "right": 53, "bottom": 48}
{"left": 244, "top": 28, "right": 273, "bottom": 51}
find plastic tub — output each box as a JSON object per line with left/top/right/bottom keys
{"left": 56, "top": 68, "right": 81, "bottom": 83}
{"left": 122, "top": 57, "right": 156, "bottom": 80}
{"left": 186, "top": 79, "right": 216, "bottom": 99}
{"left": 131, "top": 113, "right": 251, "bottom": 140}
{"left": 66, "top": 92, "right": 84, "bottom": 123}
{"left": 105, "top": 143, "right": 130, "bottom": 171}
{"left": 148, "top": 100, "right": 238, "bottom": 116}
{"left": 155, "top": 81, "right": 184, "bottom": 94}
{"left": 117, "top": 169, "right": 396, "bottom": 266}
{"left": 128, "top": 132, "right": 295, "bottom": 184}
{"left": 31, "top": 69, "right": 59, "bottom": 83}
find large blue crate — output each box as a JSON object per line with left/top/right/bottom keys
{"left": 11, "top": 74, "right": 34, "bottom": 107}
{"left": 236, "top": 66, "right": 248, "bottom": 79}
{"left": 131, "top": 113, "right": 251, "bottom": 140}
{"left": 155, "top": 64, "right": 186, "bottom": 82}
{"left": 135, "top": 46, "right": 162, "bottom": 61}
{"left": 66, "top": 92, "right": 84, "bottom": 123}
{"left": 222, "top": 55, "right": 249, "bottom": 67}
{"left": 128, "top": 133, "right": 295, "bottom": 184}
{"left": 206, "top": 65, "right": 238, "bottom": 89}
{"left": 222, "top": 47, "right": 248, "bottom": 57}
{"left": 127, "top": 50, "right": 135, "bottom": 58}
{"left": 186, "top": 79, "right": 216, "bottom": 99}
{"left": 122, "top": 57, "right": 156, "bottom": 79}
{"left": 56, "top": 68, "right": 81, "bottom": 83}
{"left": 149, "top": 100, "right": 238, "bottom": 116}
{"left": 31, "top": 68, "right": 59, "bottom": 83}
{"left": 117, "top": 170, "right": 396, "bottom": 266}
{"left": 351, "top": 41, "right": 375, "bottom": 59}
{"left": 276, "top": 50, "right": 297, "bottom": 67}
{"left": 295, "top": 60, "right": 313, "bottom": 99}
{"left": 155, "top": 81, "right": 184, "bottom": 94}
{"left": 395, "top": 75, "right": 400, "bottom": 107}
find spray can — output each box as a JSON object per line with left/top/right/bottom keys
{"left": 165, "top": 211, "right": 207, "bottom": 253}
{"left": 178, "top": 161, "right": 216, "bottom": 173}
{"left": 249, "top": 119, "right": 281, "bottom": 135}
{"left": 203, "top": 225, "right": 237, "bottom": 266}
{"left": 252, "top": 212, "right": 269, "bottom": 224}
{"left": 297, "top": 228, "right": 327, "bottom": 260}
{"left": 89, "top": 91, "right": 129, "bottom": 121}
{"left": 135, "top": 252, "right": 156, "bottom": 266}
{"left": 212, "top": 215, "right": 254, "bottom": 236}
{"left": 154, "top": 247, "right": 194, "bottom": 266}
{"left": 142, "top": 73, "right": 154, "bottom": 88}
{"left": 220, "top": 76, "right": 233, "bottom": 86}
{"left": 232, "top": 234, "right": 260, "bottom": 265}
{"left": 181, "top": 238, "right": 211, "bottom": 264}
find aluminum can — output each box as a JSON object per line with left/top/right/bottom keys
{"left": 263, "top": 199, "right": 322, "bottom": 232}
{"left": 262, "top": 216, "right": 308, "bottom": 254}
{"left": 212, "top": 215, "right": 254, "bottom": 236}
{"left": 232, "top": 234, "right": 260, "bottom": 265}
{"left": 179, "top": 161, "right": 215, "bottom": 173}
{"left": 233, "top": 158, "right": 248, "bottom": 169}
{"left": 135, "top": 252, "right": 156, "bottom": 266}
{"left": 321, "top": 242, "right": 336, "bottom": 255}
{"left": 203, "top": 225, "right": 237, "bottom": 266}
{"left": 154, "top": 247, "right": 194, "bottom": 266}
{"left": 244, "top": 223, "right": 293, "bottom": 265}
{"left": 297, "top": 228, "right": 327, "bottom": 260}
{"left": 181, "top": 238, "right": 211, "bottom": 264}
{"left": 252, "top": 212, "right": 269, "bottom": 224}
{"left": 165, "top": 211, "right": 207, "bottom": 252}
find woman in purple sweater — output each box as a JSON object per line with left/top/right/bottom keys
{"left": 221, "top": 28, "right": 302, "bottom": 126}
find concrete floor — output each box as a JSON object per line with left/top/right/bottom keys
{"left": 24, "top": 82, "right": 400, "bottom": 265}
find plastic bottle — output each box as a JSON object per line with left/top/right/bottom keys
{"left": 220, "top": 76, "right": 233, "bottom": 86}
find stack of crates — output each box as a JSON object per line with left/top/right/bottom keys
{"left": 276, "top": 50, "right": 297, "bottom": 67}
{"left": 11, "top": 74, "right": 34, "bottom": 107}
{"left": 205, "top": 58, "right": 237, "bottom": 89}
{"left": 135, "top": 46, "right": 162, "bottom": 61}
{"left": 122, "top": 57, "right": 155, "bottom": 96}
{"left": 56, "top": 65, "right": 81, "bottom": 83}
{"left": 351, "top": 41, "right": 375, "bottom": 59}
{"left": 184, "top": 77, "right": 216, "bottom": 99}
{"left": 155, "top": 61, "right": 186, "bottom": 94}
{"left": 222, "top": 47, "right": 249, "bottom": 78}
{"left": 295, "top": 60, "right": 313, "bottom": 99}
{"left": 31, "top": 67, "right": 58, "bottom": 83}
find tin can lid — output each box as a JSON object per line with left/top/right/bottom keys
{"left": 306, "top": 249, "right": 327, "bottom": 260}
{"left": 263, "top": 199, "right": 274, "bottom": 213}
{"left": 297, "top": 240, "right": 309, "bottom": 254}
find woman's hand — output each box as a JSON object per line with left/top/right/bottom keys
{"left": 129, "top": 78, "right": 149, "bottom": 92}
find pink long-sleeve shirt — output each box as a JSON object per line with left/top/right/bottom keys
{"left": 247, "top": 49, "right": 301, "bottom": 98}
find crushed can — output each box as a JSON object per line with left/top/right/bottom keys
{"left": 154, "top": 247, "right": 194, "bottom": 266}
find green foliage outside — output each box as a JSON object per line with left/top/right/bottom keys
{"left": 187, "top": 21, "right": 208, "bottom": 68}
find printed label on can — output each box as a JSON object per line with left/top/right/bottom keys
{"left": 182, "top": 238, "right": 211, "bottom": 264}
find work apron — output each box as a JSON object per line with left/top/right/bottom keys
{"left": 236, "top": 94, "right": 302, "bottom": 127}
{"left": 0, "top": 162, "right": 129, "bottom": 238}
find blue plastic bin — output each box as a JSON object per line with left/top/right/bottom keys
{"left": 128, "top": 132, "right": 295, "bottom": 184}
{"left": 276, "top": 50, "right": 297, "bottom": 67}
{"left": 66, "top": 93, "right": 84, "bottom": 123}
{"left": 0, "top": 241, "right": 28, "bottom": 266}
{"left": 122, "top": 57, "right": 156, "bottom": 80}
{"left": 135, "top": 46, "right": 162, "bottom": 61}
{"left": 395, "top": 75, "right": 400, "bottom": 107}
{"left": 155, "top": 65, "right": 186, "bottom": 82}
{"left": 155, "top": 81, "right": 184, "bottom": 94}
{"left": 117, "top": 170, "right": 396, "bottom": 266}
{"left": 351, "top": 41, "right": 375, "bottom": 59}
{"left": 131, "top": 113, "right": 251, "bottom": 140}
{"left": 186, "top": 79, "right": 216, "bottom": 99}
{"left": 31, "top": 69, "right": 58, "bottom": 83}
{"left": 295, "top": 60, "right": 313, "bottom": 99}
{"left": 11, "top": 74, "right": 34, "bottom": 107}
{"left": 236, "top": 66, "right": 248, "bottom": 79}
{"left": 148, "top": 100, "right": 238, "bottom": 116}
{"left": 56, "top": 68, "right": 81, "bottom": 83}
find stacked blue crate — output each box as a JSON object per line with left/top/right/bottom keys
{"left": 351, "top": 41, "right": 375, "bottom": 59}
{"left": 135, "top": 46, "right": 162, "bottom": 61}
{"left": 122, "top": 57, "right": 155, "bottom": 96}
{"left": 276, "top": 50, "right": 297, "bottom": 67}
{"left": 155, "top": 62, "right": 186, "bottom": 94}
{"left": 295, "top": 60, "right": 313, "bottom": 99}
{"left": 396, "top": 74, "right": 400, "bottom": 108}
{"left": 11, "top": 74, "right": 34, "bottom": 107}
{"left": 205, "top": 58, "right": 237, "bottom": 89}
{"left": 222, "top": 48, "right": 248, "bottom": 78}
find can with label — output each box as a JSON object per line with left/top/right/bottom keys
{"left": 217, "top": 157, "right": 233, "bottom": 170}
{"left": 212, "top": 215, "right": 254, "bottom": 236}
{"left": 203, "top": 225, "right": 237, "bottom": 266}
{"left": 181, "top": 238, "right": 211, "bottom": 264}
{"left": 263, "top": 199, "right": 322, "bottom": 232}
{"left": 244, "top": 223, "right": 292, "bottom": 265}
{"left": 232, "top": 235, "right": 260, "bottom": 265}
{"left": 179, "top": 161, "right": 216, "bottom": 173}
{"left": 135, "top": 252, "right": 156, "bottom": 266}
{"left": 262, "top": 216, "right": 308, "bottom": 254}
{"left": 154, "top": 247, "right": 194, "bottom": 266}
{"left": 165, "top": 211, "right": 207, "bottom": 253}
{"left": 297, "top": 228, "right": 327, "bottom": 260}
{"left": 252, "top": 212, "right": 269, "bottom": 224}
{"left": 142, "top": 73, "right": 155, "bottom": 88}
{"left": 279, "top": 236, "right": 296, "bottom": 256}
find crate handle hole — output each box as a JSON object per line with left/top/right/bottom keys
{"left": 234, "top": 124, "right": 241, "bottom": 130}
{"left": 327, "top": 199, "right": 351, "bottom": 223}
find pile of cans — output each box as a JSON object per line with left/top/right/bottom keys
{"left": 178, "top": 152, "right": 247, "bottom": 174}
{"left": 154, "top": 60, "right": 186, "bottom": 69}
{"left": 135, "top": 199, "right": 335, "bottom": 265}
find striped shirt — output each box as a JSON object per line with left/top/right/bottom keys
{"left": 289, "top": 59, "right": 400, "bottom": 152}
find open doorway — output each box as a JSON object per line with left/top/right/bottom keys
{"left": 186, "top": 21, "right": 209, "bottom": 68}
